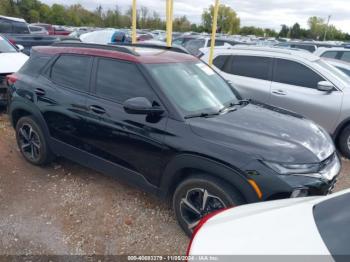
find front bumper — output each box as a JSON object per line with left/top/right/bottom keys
{"left": 245, "top": 153, "right": 341, "bottom": 201}
{"left": 276, "top": 153, "right": 341, "bottom": 197}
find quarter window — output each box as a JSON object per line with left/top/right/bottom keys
{"left": 226, "top": 55, "right": 272, "bottom": 81}
{"left": 95, "top": 58, "right": 154, "bottom": 103}
{"left": 273, "top": 59, "right": 324, "bottom": 89}
{"left": 51, "top": 55, "right": 91, "bottom": 92}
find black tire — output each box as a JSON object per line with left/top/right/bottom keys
{"left": 15, "top": 116, "right": 54, "bottom": 166}
{"left": 338, "top": 125, "right": 350, "bottom": 159}
{"left": 173, "top": 174, "right": 245, "bottom": 237}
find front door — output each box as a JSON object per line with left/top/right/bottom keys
{"left": 270, "top": 58, "right": 342, "bottom": 133}
{"left": 84, "top": 57, "right": 168, "bottom": 185}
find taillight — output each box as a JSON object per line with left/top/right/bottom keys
{"left": 6, "top": 74, "right": 18, "bottom": 86}
{"left": 8, "top": 38, "right": 16, "bottom": 45}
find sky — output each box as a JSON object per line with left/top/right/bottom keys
{"left": 41, "top": 0, "right": 350, "bottom": 33}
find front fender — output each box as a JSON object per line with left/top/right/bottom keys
{"left": 159, "top": 153, "right": 260, "bottom": 203}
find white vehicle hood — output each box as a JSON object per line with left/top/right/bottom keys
{"left": 0, "top": 52, "right": 28, "bottom": 74}
{"left": 189, "top": 191, "right": 350, "bottom": 256}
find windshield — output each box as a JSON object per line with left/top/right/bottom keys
{"left": 316, "top": 59, "right": 350, "bottom": 86}
{"left": 0, "top": 35, "right": 17, "bottom": 53}
{"left": 146, "top": 62, "right": 239, "bottom": 117}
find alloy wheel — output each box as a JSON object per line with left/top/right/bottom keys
{"left": 179, "top": 188, "right": 226, "bottom": 233}
{"left": 18, "top": 123, "right": 41, "bottom": 162}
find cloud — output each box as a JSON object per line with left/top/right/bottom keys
{"left": 41, "top": 0, "right": 350, "bottom": 33}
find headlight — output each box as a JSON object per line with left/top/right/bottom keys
{"left": 262, "top": 161, "right": 321, "bottom": 178}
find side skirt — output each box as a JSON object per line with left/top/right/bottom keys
{"left": 50, "top": 138, "right": 161, "bottom": 196}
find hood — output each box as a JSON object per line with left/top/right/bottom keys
{"left": 0, "top": 52, "right": 28, "bottom": 73}
{"left": 189, "top": 103, "right": 334, "bottom": 163}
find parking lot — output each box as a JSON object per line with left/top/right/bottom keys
{"left": 0, "top": 111, "right": 349, "bottom": 255}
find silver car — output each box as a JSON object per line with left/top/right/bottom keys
{"left": 201, "top": 46, "right": 350, "bottom": 158}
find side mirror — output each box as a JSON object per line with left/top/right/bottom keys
{"left": 16, "top": 44, "right": 24, "bottom": 51}
{"left": 317, "top": 81, "right": 334, "bottom": 92}
{"left": 123, "top": 97, "right": 164, "bottom": 115}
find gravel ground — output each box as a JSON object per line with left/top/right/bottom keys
{"left": 0, "top": 112, "right": 349, "bottom": 255}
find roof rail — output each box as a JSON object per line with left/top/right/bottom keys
{"left": 227, "top": 45, "right": 297, "bottom": 55}
{"left": 113, "top": 42, "right": 190, "bottom": 54}
{"left": 51, "top": 42, "right": 139, "bottom": 56}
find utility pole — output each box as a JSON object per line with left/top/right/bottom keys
{"left": 323, "top": 15, "right": 331, "bottom": 41}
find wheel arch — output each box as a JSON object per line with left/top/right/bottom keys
{"left": 159, "top": 154, "right": 260, "bottom": 203}
{"left": 333, "top": 117, "right": 350, "bottom": 143}
{"left": 9, "top": 101, "right": 50, "bottom": 139}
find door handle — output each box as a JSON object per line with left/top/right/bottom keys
{"left": 272, "top": 90, "right": 287, "bottom": 96}
{"left": 34, "top": 88, "right": 46, "bottom": 96}
{"left": 89, "top": 105, "right": 106, "bottom": 114}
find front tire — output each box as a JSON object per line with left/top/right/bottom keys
{"left": 173, "top": 175, "right": 245, "bottom": 237}
{"left": 338, "top": 125, "right": 350, "bottom": 159}
{"left": 16, "top": 116, "right": 54, "bottom": 166}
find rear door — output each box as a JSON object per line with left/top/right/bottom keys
{"left": 84, "top": 57, "right": 168, "bottom": 185}
{"left": 39, "top": 54, "right": 93, "bottom": 149}
{"left": 215, "top": 55, "right": 273, "bottom": 103}
{"left": 270, "top": 58, "right": 342, "bottom": 132}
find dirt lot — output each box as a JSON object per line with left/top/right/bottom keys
{"left": 0, "top": 112, "right": 349, "bottom": 255}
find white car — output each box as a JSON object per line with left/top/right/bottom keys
{"left": 0, "top": 34, "right": 28, "bottom": 106}
{"left": 188, "top": 189, "right": 350, "bottom": 258}
{"left": 314, "top": 47, "right": 350, "bottom": 63}
{"left": 80, "top": 29, "right": 126, "bottom": 45}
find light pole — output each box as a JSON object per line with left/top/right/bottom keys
{"left": 323, "top": 15, "right": 331, "bottom": 41}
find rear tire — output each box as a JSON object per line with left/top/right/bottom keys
{"left": 338, "top": 125, "right": 350, "bottom": 159}
{"left": 16, "top": 116, "right": 54, "bottom": 166}
{"left": 173, "top": 174, "right": 245, "bottom": 237}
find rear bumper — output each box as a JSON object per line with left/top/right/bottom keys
{"left": 0, "top": 73, "right": 11, "bottom": 106}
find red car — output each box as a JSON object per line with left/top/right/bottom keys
{"left": 31, "top": 23, "right": 71, "bottom": 36}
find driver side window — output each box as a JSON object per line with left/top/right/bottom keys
{"left": 95, "top": 58, "right": 155, "bottom": 103}
{"left": 273, "top": 59, "right": 324, "bottom": 89}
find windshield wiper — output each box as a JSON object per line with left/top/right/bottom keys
{"left": 185, "top": 100, "right": 250, "bottom": 119}
{"left": 184, "top": 112, "right": 220, "bottom": 119}
{"left": 219, "top": 99, "right": 250, "bottom": 114}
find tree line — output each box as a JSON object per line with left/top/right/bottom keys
{"left": 278, "top": 17, "right": 350, "bottom": 41}
{"left": 1, "top": 0, "right": 349, "bottom": 40}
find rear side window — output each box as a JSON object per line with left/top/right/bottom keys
{"left": 51, "top": 55, "right": 92, "bottom": 92}
{"left": 226, "top": 55, "right": 272, "bottom": 81}
{"left": 19, "top": 51, "right": 52, "bottom": 76}
{"left": 341, "top": 52, "right": 350, "bottom": 63}
{"left": 321, "top": 51, "right": 338, "bottom": 59}
{"left": 273, "top": 59, "right": 324, "bottom": 89}
{"left": 0, "top": 19, "right": 12, "bottom": 33}
{"left": 95, "top": 58, "right": 154, "bottom": 103}
{"left": 12, "top": 21, "right": 29, "bottom": 34}
{"left": 213, "top": 55, "right": 229, "bottom": 70}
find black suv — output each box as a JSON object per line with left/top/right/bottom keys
{"left": 8, "top": 43, "right": 340, "bottom": 236}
